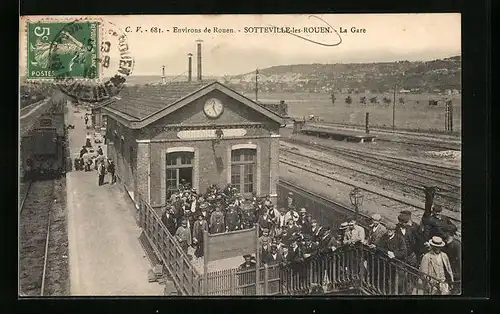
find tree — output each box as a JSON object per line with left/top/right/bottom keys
{"left": 345, "top": 96, "right": 352, "bottom": 104}
{"left": 399, "top": 97, "right": 405, "bottom": 104}
{"left": 370, "top": 96, "right": 378, "bottom": 104}
{"left": 383, "top": 97, "right": 391, "bottom": 104}
{"left": 360, "top": 96, "right": 366, "bottom": 104}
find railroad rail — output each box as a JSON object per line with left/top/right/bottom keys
{"left": 282, "top": 137, "right": 460, "bottom": 186}
{"left": 308, "top": 122, "right": 461, "bottom": 151}
{"left": 19, "top": 180, "right": 55, "bottom": 296}
{"left": 279, "top": 157, "right": 461, "bottom": 228}
{"left": 280, "top": 147, "right": 460, "bottom": 212}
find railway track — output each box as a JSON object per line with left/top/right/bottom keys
{"left": 282, "top": 137, "right": 461, "bottom": 188}
{"left": 278, "top": 179, "right": 461, "bottom": 241}
{"left": 309, "top": 122, "right": 461, "bottom": 151}
{"left": 280, "top": 147, "right": 461, "bottom": 212}
{"left": 19, "top": 179, "right": 55, "bottom": 296}
{"left": 279, "top": 156, "right": 461, "bottom": 226}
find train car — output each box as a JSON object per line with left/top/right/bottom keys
{"left": 20, "top": 99, "right": 67, "bottom": 181}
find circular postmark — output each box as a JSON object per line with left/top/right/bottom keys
{"left": 47, "top": 18, "right": 134, "bottom": 103}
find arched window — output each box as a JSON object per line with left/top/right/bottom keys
{"left": 166, "top": 151, "right": 194, "bottom": 199}
{"left": 231, "top": 148, "right": 256, "bottom": 195}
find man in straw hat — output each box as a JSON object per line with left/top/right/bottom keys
{"left": 336, "top": 222, "right": 349, "bottom": 244}
{"left": 419, "top": 236, "right": 454, "bottom": 295}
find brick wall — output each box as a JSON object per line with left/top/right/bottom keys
{"left": 146, "top": 136, "right": 273, "bottom": 207}
{"left": 106, "top": 88, "right": 282, "bottom": 207}
{"left": 106, "top": 117, "right": 138, "bottom": 200}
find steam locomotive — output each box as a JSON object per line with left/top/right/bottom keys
{"left": 20, "top": 98, "right": 68, "bottom": 181}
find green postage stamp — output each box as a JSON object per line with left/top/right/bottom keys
{"left": 27, "top": 20, "right": 100, "bottom": 80}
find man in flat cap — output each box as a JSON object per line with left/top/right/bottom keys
{"left": 378, "top": 222, "right": 407, "bottom": 294}
{"left": 366, "top": 214, "right": 387, "bottom": 248}
{"left": 238, "top": 254, "right": 257, "bottom": 295}
{"left": 396, "top": 212, "right": 418, "bottom": 266}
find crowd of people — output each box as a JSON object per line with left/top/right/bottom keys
{"left": 76, "top": 143, "right": 115, "bottom": 186}
{"left": 162, "top": 183, "right": 461, "bottom": 295}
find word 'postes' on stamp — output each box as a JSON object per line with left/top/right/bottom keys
{"left": 28, "top": 21, "right": 99, "bottom": 81}
{"left": 32, "top": 19, "right": 135, "bottom": 103}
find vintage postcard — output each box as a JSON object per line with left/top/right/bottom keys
{"left": 19, "top": 14, "right": 461, "bottom": 296}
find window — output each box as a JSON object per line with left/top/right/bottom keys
{"left": 165, "top": 152, "right": 194, "bottom": 199}
{"left": 231, "top": 149, "right": 256, "bottom": 194}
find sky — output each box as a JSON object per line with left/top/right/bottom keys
{"left": 20, "top": 14, "right": 461, "bottom": 77}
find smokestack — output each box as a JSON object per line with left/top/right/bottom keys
{"left": 196, "top": 40, "right": 203, "bottom": 81}
{"left": 188, "top": 53, "right": 193, "bottom": 82}
{"left": 161, "top": 65, "right": 166, "bottom": 84}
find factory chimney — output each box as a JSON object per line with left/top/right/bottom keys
{"left": 161, "top": 65, "right": 166, "bottom": 84}
{"left": 188, "top": 53, "right": 193, "bottom": 82}
{"left": 196, "top": 40, "right": 203, "bottom": 81}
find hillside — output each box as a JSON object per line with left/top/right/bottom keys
{"left": 225, "top": 56, "right": 461, "bottom": 94}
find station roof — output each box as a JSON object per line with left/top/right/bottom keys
{"left": 103, "top": 80, "right": 285, "bottom": 129}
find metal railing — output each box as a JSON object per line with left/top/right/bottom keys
{"left": 201, "top": 243, "right": 456, "bottom": 296}
{"left": 137, "top": 193, "right": 456, "bottom": 296}
{"left": 138, "top": 196, "right": 202, "bottom": 295}
{"left": 198, "top": 264, "right": 281, "bottom": 296}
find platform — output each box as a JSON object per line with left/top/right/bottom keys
{"left": 300, "top": 125, "right": 376, "bottom": 143}
{"left": 66, "top": 103, "right": 164, "bottom": 296}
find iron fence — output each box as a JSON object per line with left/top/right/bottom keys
{"left": 138, "top": 195, "right": 202, "bottom": 295}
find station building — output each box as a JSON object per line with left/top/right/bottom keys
{"left": 101, "top": 80, "right": 284, "bottom": 210}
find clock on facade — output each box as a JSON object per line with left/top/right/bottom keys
{"left": 203, "top": 98, "right": 224, "bottom": 118}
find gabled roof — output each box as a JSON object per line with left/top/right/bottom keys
{"left": 103, "top": 80, "right": 285, "bottom": 129}
{"left": 92, "top": 96, "right": 119, "bottom": 109}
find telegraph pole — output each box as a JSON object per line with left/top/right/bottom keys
{"left": 392, "top": 84, "right": 397, "bottom": 130}
{"left": 255, "top": 68, "right": 259, "bottom": 102}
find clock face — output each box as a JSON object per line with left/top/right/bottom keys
{"left": 203, "top": 98, "right": 224, "bottom": 118}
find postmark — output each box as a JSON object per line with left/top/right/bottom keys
{"left": 25, "top": 17, "right": 135, "bottom": 103}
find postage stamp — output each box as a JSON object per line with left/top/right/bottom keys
{"left": 23, "top": 17, "right": 134, "bottom": 102}
{"left": 27, "top": 21, "right": 100, "bottom": 80}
